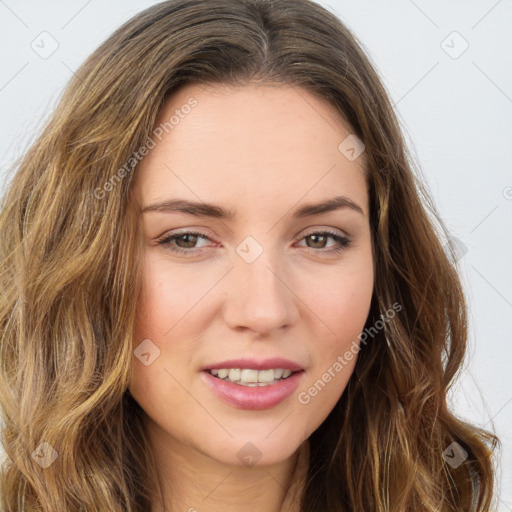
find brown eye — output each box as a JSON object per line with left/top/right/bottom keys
{"left": 297, "top": 231, "right": 351, "bottom": 254}
{"left": 174, "top": 233, "right": 200, "bottom": 249}
{"left": 157, "top": 231, "right": 212, "bottom": 256}
{"left": 305, "top": 233, "right": 329, "bottom": 249}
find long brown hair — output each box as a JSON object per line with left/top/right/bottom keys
{"left": 0, "top": 0, "right": 499, "bottom": 510}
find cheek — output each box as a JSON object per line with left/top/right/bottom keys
{"left": 130, "top": 254, "right": 216, "bottom": 404}
{"left": 134, "top": 254, "right": 205, "bottom": 339}
{"left": 306, "top": 255, "right": 374, "bottom": 343}
{"left": 317, "top": 280, "right": 372, "bottom": 330}
{"left": 297, "top": 257, "right": 373, "bottom": 421}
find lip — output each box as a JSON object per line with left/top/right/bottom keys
{"left": 201, "top": 357, "right": 304, "bottom": 372}
{"left": 201, "top": 369, "right": 304, "bottom": 410}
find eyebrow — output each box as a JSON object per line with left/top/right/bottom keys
{"left": 142, "top": 195, "right": 365, "bottom": 218}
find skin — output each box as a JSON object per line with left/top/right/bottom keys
{"left": 128, "top": 82, "right": 374, "bottom": 512}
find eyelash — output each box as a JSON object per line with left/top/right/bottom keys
{"left": 156, "top": 229, "right": 351, "bottom": 257}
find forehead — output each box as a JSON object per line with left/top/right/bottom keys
{"left": 134, "top": 83, "right": 368, "bottom": 219}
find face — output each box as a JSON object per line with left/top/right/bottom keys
{"left": 129, "top": 82, "right": 374, "bottom": 467}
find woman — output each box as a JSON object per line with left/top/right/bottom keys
{"left": 0, "top": 0, "right": 499, "bottom": 510}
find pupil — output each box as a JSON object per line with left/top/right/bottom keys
{"left": 179, "top": 234, "right": 197, "bottom": 248}
{"left": 309, "top": 234, "right": 326, "bottom": 248}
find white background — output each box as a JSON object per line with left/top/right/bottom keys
{"left": 0, "top": 0, "right": 511, "bottom": 509}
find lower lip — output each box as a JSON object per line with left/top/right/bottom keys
{"left": 201, "top": 370, "right": 304, "bottom": 410}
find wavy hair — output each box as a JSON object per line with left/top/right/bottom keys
{"left": 0, "top": 0, "right": 499, "bottom": 510}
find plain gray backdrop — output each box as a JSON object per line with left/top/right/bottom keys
{"left": 0, "top": 0, "right": 511, "bottom": 509}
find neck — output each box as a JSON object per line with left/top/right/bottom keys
{"left": 146, "top": 420, "right": 309, "bottom": 512}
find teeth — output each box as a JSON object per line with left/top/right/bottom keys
{"left": 208, "top": 368, "right": 295, "bottom": 385}
{"left": 240, "top": 369, "right": 258, "bottom": 382}
{"left": 256, "top": 369, "right": 275, "bottom": 383}
{"left": 228, "top": 369, "right": 241, "bottom": 381}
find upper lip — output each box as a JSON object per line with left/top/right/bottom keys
{"left": 202, "top": 358, "right": 304, "bottom": 372}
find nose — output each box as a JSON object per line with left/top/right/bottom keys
{"left": 222, "top": 248, "right": 299, "bottom": 336}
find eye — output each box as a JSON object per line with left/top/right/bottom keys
{"left": 156, "top": 229, "right": 351, "bottom": 256}
{"left": 157, "top": 231, "right": 213, "bottom": 256}
{"left": 296, "top": 230, "right": 351, "bottom": 254}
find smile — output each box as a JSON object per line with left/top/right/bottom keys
{"left": 202, "top": 369, "right": 304, "bottom": 410}
{"left": 207, "top": 368, "right": 294, "bottom": 386}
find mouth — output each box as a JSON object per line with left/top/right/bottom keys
{"left": 205, "top": 368, "right": 302, "bottom": 387}
{"left": 201, "top": 367, "right": 305, "bottom": 410}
